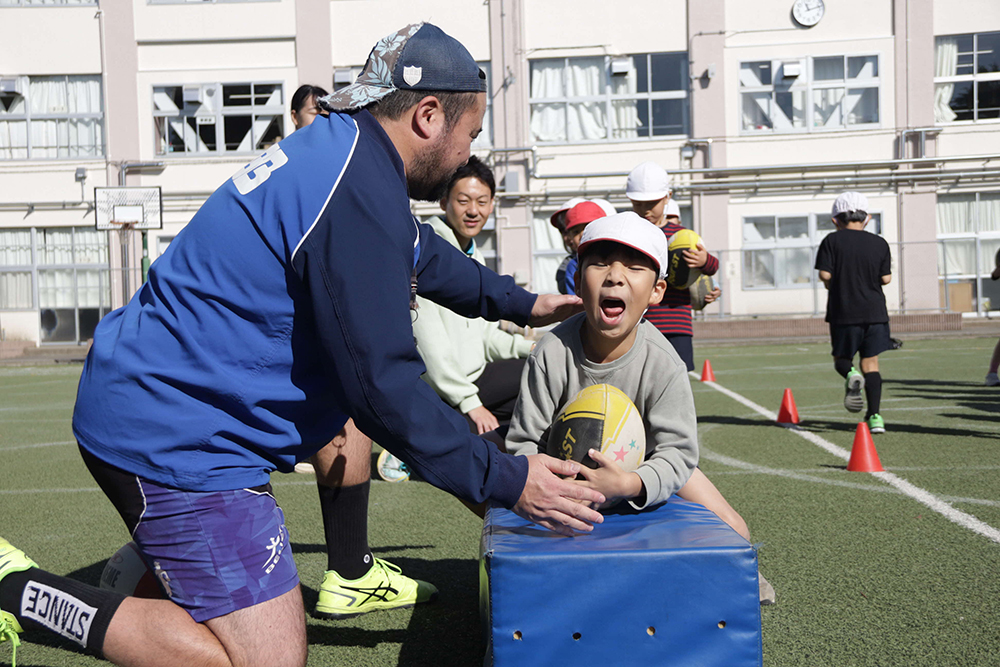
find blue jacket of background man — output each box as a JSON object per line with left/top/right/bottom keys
{"left": 73, "top": 110, "right": 532, "bottom": 507}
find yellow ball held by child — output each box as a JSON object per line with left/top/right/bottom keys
{"left": 667, "top": 228, "right": 703, "bottom": 290}
{"left": 546, "top": 384, "right": 645, "bottom": 472}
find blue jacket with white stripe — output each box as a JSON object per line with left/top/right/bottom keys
{"left": 73, "top": 109, "right": 532, "bottom": 507}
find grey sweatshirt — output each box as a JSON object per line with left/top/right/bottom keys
{"left": 505, "top": 313, "right": 699, "bottom": 508}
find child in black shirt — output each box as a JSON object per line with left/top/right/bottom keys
{"left": 814, "top": 192, "right": 893, "bottom": 433}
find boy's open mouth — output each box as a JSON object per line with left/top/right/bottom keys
{"left": 600, "top": 297, "right": 626, "bottom": 322}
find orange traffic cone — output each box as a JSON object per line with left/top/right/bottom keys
{"left": 847, "top": 422, "right": 884, "bottom": 472}
{"left": 776, "top": 388, "right": 799, "bottom": 424}
{"left": 700, "top": 359, "right": 716, "bottom": 382}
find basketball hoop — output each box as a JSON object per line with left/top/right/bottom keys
{"left": 94, "top": 187, "right": 163, "bottom": 305}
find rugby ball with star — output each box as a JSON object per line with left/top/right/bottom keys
{"left": 546, "top": 384, "right": 645, "bottom": 471}
{"left": 667, "top": 228, "right": 703, "bottom": 290}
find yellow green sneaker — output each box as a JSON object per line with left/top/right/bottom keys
{"left": 868, "top": 413, "right": 886, "bottom": 434}
{"left": 314, "top": 557, "right": 437, "bottom": 619}
{"left": 1, "top": 538, "right": 38, "bottom": 667}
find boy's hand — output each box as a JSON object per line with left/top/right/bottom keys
{"left": 529, "top": 294, "right": 584, "bottom": 327}
{"left": 704, "top": 287, "right": 722, "bottom": 304}
{"left": 513, "top": 455, "right": 606, "bottom": 536}
{"left": 467, "top": 405, "right": 499, "bottom": 434}
{"left": 575, "top": 449, "right": 644, "bottom": 509}
{"left": 682, "top": 244, "right": 709, "bottom": 269}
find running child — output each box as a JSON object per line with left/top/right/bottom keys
{"left": 815, "top": 191, "right": 893, "bottom": 433}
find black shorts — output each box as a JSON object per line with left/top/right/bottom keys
{"left": 664, "top": 334, "right": 695, "bottom": 372}
{"left": 472, "top": 358, "right": 527, "bottom": 424}
{"left": 829, "top": 322, "right": 891, "bottom": 359}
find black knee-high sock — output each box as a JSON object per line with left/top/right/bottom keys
{"left": 864, "top": 372, "right": 882, "bottom": 419}
{"left": 317, "top": 480, "right": 373, "bottom": 579}
{"left": 0, "top": 567, "right": 124, "bottom": 656}
{"left": 834, "top": 358, "right": 853, "bottom": 378}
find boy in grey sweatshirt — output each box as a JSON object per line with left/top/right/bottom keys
{"left": 505, "top": 212, "right": 774, "bottom": 603}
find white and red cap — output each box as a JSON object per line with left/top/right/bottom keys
{"left": 549, "top": 197, "right": 587, "bottom": 228}
{"left": 831, "top": 191, "right": 870, "bottom": 216}
{"left": 664, "top": 199, "right": 681, "bottom": 218}
{"left": 625, "top": 161, "right": 671, "bottom": 201}
{"left": 565, "top": 201, "right": 607, "bottom": 230}
{"left": 577, "top": 211, "right": 668, "bottom": 280}
{"left": 589, "top": 198, "right": 618, "bottom": 216}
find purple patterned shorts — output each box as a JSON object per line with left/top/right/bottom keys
{"left": 80, "top": 446, "right": 299, "bottom": 623}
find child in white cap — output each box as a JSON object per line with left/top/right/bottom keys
{"left": 505, "top": 211, "right": 775, "bottom": 604}
{"left": 815, "top": 192, "right": 893, "bottom": 433}
{"left": 626, "top": 161, "right": 720, "bottom": 371}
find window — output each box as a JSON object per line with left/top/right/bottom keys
{"left": 934, "top": 32, "right": 1000, "bottom": 123}
{"left": 741, "top": 212, "right": 882, "bottom": 289}
{"left": 0, "top": 0, "right": 94, "bottom": 5}
{"left": 529, "top": 53, "right": 688, "bottom": 143}
{"left": 154, "top": 83, "right": 283, "bottom": 155}
{"left": 937, "top": 192, "right": 1000, "bottom": 275}
{"left": 740, "top": 55, "right": 879, "bottom": 133}
{"left": 0, "top": 76, "right": 104, "bottom": 160}
{"left": 0, "top": 227, "right": 111, "bottom": 342}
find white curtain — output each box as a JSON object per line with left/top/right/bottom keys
{"left": 0, "top": 76, "right": 29, "bottom": 159}
{"left": 937, "top": 195, "right": 976, "bottom": 234}
{"left": 38, "top": 269, "right": 75, "bottom": 308}
{"left": 530, "top": 58, "right": 606, "bottom": 142}
{"left": 934, "top": 37, "right": 959, "bottom": 123}
{"left": 530, "top": 60, "right": 566, "bottom": 142}
{"left": 610, "top": 58, "right": 639, "bottom": 139}
{"left": 531, "top": 212, "right": 567, "bottom": 294}
{"left": 978, "top": 193, "right": 1000, "bottom": 232}
{"left": 0, "top": 273, "right": 32, "bottom": 309}
{"left": 565, "top": 57, "right": 605, "bottom": 141}
{"left": 29, "top": 76, "right": 102, "bottom": 158}
{"left": 76, "top": 269, "right": 110, "bottom": 308}
{"left": 37, "top": 228, "right": 74, "bottom": 265}
{"left": 74, "top": 228, "right": 109, "bottom": 264}
{"left": 938, "top": 240, "right": 976, "bottom": 276}
{"left": 0, "top": 230, "right": 32, "bottom": 265}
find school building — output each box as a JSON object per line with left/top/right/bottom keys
{"left": 1, "top": 0, "right": 999, "bottom": 345}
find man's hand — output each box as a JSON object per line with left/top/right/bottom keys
{"left": 704, "top": 287, "right": 722, "bottom": 304}
{"left": 528, "top": 294, "right": 584, "bottom": 328}
{"left": 575, "top": 449, "right": 644, "bottom": 509}
{"left": 467, "top": 405, "right": 499, "bottom": 435}
{"left": 513, "top": 455, "right": 606, "bottom": 536}
{"left": 682, "top": 243, "right": 709, "bottom": 269}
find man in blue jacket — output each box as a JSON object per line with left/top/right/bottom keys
{"left": 0, "top": 24, "right": 604, "bottom": 667}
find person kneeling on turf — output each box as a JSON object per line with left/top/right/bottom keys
{"left": 504, "top": 212, "right": 775, "bottom": 605}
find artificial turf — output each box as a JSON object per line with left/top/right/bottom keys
{"left": 2, "top": 335, "right": 1000, "bottom": 666}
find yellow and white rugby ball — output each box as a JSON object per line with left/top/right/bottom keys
{"left": 546, "top": 384, "right": 645, "bottom": 471}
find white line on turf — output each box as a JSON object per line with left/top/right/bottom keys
{"left": 691, "top": 372, "right": 1000, "bottom": 544}
{"left": 700, "top": 448, "right": 1000, "bottom": 508}
{"left": 0, "top": 440, "right": 76, "bottom": 451}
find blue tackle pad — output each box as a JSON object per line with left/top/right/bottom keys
{"left": 480, "top": 498, "right": 762, "bottom": 666}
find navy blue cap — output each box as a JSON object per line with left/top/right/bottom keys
{"left": 319, "top": 23, "right": 487, "bottom": 112}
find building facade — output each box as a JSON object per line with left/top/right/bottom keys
{"left": 1, "top": 0, "right": 999, "bottom": 344}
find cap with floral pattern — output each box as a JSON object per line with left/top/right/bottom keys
{"left": 319, "top": 23, "right": 487, "bottom": 112}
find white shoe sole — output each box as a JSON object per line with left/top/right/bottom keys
{"left": 844, "top": 374, "right": 865, "bottom": 413}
